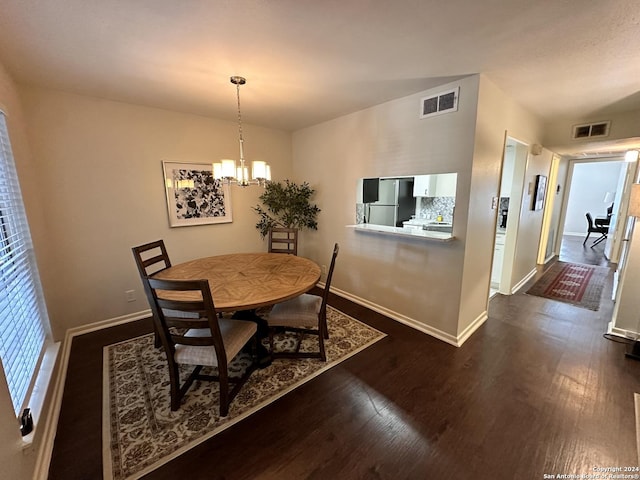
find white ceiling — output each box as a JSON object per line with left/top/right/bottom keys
{"left": 0, "top": 0, "right": 639, "bottom": 140}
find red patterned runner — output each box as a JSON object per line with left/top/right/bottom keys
{"left": 542, "top": 263, "right": 594, "bottom": 302}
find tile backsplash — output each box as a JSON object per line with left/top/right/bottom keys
{"left": 418, "top": 197, "right": 455, "bottom": 222}
{"left": 356, "top": 203, "right": 365, "bottom": 224}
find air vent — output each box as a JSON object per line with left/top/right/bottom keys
{"left": 572, "top": 121, "right": 610, "bottom": 139}
{"left": 420, "top": 87, "right": 459, "bottom": 119}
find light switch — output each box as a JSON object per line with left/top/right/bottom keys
{"left": 491, "top": 197, "right": 498, "bottom": 209}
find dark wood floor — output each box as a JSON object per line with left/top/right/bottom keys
{"left": 560, "top": 233, "right": 611, "bottom": 267}
{"left": 49, "top": 241, "right": 640, "bottom": 479}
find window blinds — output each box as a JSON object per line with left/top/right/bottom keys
{"left": 0, "top": 111, "right": 49, "bottom": 415}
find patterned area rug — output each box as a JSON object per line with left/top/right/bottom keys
{"left": 526, "top": 261, "right": 609, "bottom": 310}
{"left": 103, "top": 306, "right": 386, "bottom": 480}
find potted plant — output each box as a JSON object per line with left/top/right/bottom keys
{"left": 253, "top": 180, "right": 321, "bottom": 244}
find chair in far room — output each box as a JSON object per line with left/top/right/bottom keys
{"left": 583, "top": 212, "right": 608, "bottom": 247}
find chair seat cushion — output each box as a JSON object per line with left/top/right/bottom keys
{"left": 267, "top": 294, "right": 322, "bottom": 328}
{"left": 174, "top": 318, "right": 256, "bottom": 367}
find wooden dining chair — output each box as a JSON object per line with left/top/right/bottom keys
{"left": 146, "top": 277, "right": 258, "bottom": 416}
{"left": 266, "top": 243, "right": 339, "bottom": 361}
{"left": 132, "top": 240, "right": 172, "bottom": 347}
{"left": 268, "top": 227, "right": 298, "bottom": 255}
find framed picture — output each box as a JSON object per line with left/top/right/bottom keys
{"left": 162, "top": 161, "right": 232, "bottom": 227}
{"left": 532, "top": 174, "right": 547, "bottom": 211}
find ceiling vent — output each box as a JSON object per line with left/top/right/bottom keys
{"left": 420, "top": 87, "right": 459, "bottom": 119}
{"left": 572, "top": 121, "right": 611, "bottom": 139}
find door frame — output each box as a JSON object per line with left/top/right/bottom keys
{"left": 490, "top": 135, "right": 529, "bottom": 295}
{"left": 537, "top": 154, "right": 561, "bottom": 264}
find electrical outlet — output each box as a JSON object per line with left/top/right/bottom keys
{"left": 125, "top": 290, "right": 136, "bottom": 302}
{"left": 322, "top": 264, "right": 327, "bottom": 275}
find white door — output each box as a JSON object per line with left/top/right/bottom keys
{"left": 605, "top": 161, "right": 637, "bottom": 262}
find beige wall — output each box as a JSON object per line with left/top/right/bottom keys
{"left": 458, "top": 75, "right": 546, "bottom": 334}
{"left": 512, "top": 148, "right": 553, "bottom": 281}
{"left": 0, "top": 62, "right": 42, "bottom": 480}
{"left": 292, "top": 74, "right": 548, "bottom": 342}
{"left": 292, "top": 76, "right": 481, "bottom": 340}
{"left": 18, "top": 86, "right": 292, "bottom": 339}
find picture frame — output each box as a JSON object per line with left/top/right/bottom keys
{"left": 532, "top": 174, "right": 547, "bottom": 211}
{"left": 162, "top": 161, "right": 232, "bottom": 227}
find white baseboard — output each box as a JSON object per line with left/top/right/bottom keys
{"left": 65, "top": 309, "right": 152, "bottom": 338}
{"left": 457, "top": 311, "right": 489, "bottom": 346}
{"left": 510, "top": 268, "right": 537, "bottom": 294}
{"left": 328, "top": 285, "right": 485, "bottom": 347}
{"left": 607, "top": 321, "right": 638, "bottom": 340}
{"left": 33, "top": 309, "right": 152, "bottom": 480}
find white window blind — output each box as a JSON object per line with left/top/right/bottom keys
{"left": 0, "top": 111, "right": 49, "bottom": 415}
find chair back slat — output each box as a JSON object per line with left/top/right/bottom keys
{"left": 141, "top": 253, "right": 171, "bottom": 271}
{"left": 146, "top": 277, "right": 225, "bottom": 356}
{"left": 132, "top": 240, "right": 171, "bottom": 277}
{"left": 268, "top": 227, "right": 298, "bottom": 255}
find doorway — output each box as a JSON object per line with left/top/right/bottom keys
{"left": 490, "top": 137, "right": 529, "bottom": 297}
{"left": 557, "top": 158, "right": 626, "bottom": 264}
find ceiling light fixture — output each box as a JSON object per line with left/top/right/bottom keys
{"left": 213, "top": 76, "right": 271, "bottom": 187}
{"left": 624, "top": 150, "right": 639, "bottom": 163}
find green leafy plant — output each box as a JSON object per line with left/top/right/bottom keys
{"left": 253, "top": 180, "right": 321, "bottom": 238}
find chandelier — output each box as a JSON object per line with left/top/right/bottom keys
{"left": 213, "top": 76, "right": 271, "bottom": 187}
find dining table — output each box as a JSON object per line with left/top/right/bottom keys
{"left": 151, "top": 252, "right": 321, "bottom": 312}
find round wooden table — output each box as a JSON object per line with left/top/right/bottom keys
{"left": 152, "top": 253, "right": 321, "bottom": 312}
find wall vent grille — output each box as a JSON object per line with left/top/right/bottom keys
{"left": 572, "top": 121, "right": 611, "bottom": 139}
{"left": 420, "top": 87, "right": 459, "bottom": 119}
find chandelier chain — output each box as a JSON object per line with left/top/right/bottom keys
{"left": 236, "top": 82, "right": 244, "bottom": 147}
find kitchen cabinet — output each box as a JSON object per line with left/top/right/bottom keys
{"left": 413, "top": 175, "right": 435, "bottom": 197}
{"left": 435, "top": 173, "right": 457, "bottom": 197}
{"left": 413, "top": 173, "right": 457, "bottom": 197}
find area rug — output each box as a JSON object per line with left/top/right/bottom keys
{"left": 103, "top": 306, "right": 386, "bottom": 480}
{"left": 526, "top": 261, "right": 609, "bottom": 310}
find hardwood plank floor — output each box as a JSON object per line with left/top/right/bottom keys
{"left": 48, "top": 242, "right": 640, "bottom": 479}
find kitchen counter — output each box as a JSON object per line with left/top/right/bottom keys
{"left": 348, "top": 223, "right": 454, "bottom": 242}
{"left": 402, "top": 219, "right": 453, "bottom": 227}
{"left": 403, "top": 219, "right": 453, "bottom": 234}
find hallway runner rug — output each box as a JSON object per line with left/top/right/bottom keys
{"left": 103, "top": 306, "right": 386, "bottom": 480}
{"left": 526, "top": 261, "right": 609, "bottom": 310}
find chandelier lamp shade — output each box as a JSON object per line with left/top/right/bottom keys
{"left": 213, "top": 76, "right": 271, "bottom": 187}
